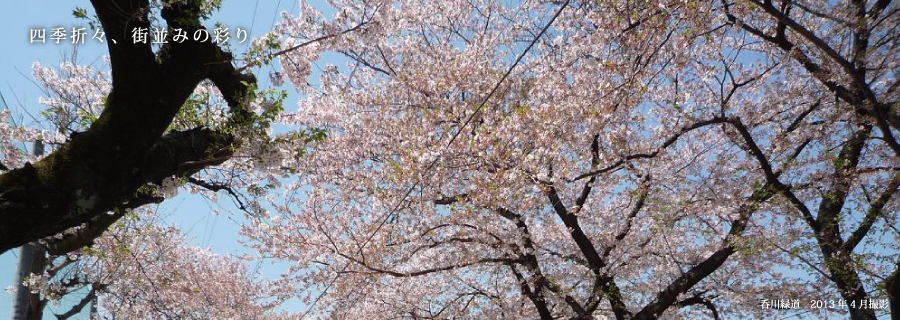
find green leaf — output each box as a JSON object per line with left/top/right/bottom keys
{"left": 73, "top": 7, "right": 89, "bottom": 19}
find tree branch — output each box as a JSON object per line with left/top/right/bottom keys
{"left": 55, "top": 283, "right": 105, "bottom": 320}
{"left": 676, "top": 294, "right": 721, "bottom": 320}
{"left": 573, "top": 118, "right": 731, "bottom": 181}
{"left": 632, "top": 182, "right": 775, "bottom": 320}
{"left": 843, "top": 173, "right": 900, "bottom": 252}
{"left": 574, "top": 134, "right": 600, "bottom": 212}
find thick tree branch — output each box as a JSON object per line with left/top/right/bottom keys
{"left": 810, "top": 125, "right": 877, "bottom": 320}
{"left": 843, "top": 173, "right": 900, "bottom": 252}
{"left": 816, "top": 125, "right": 874, "bottom": 256}
{"left": 721, "top": 1, "right": 860, "bottom": 107}
{"left": 722, "top": 0, "right": 900, "bottom": 157}
{"left": 496, "top": 206, "right": 588, "bottom": 317}
{"left": 543, "top": 181, "right": 636, "bottom": 319}
{"left": 727, "top": 117, "right": 820, "bottom": 232}
{"left": 45, "top": 127, "right": 232, "bottom": 255}
{"left": 747, "top": 0, "right": 861, "bottom": 86}
{"left": 508, "top": 264, "right": 554, "bottom": 320}
{"left": 45, "top": 195, "right": 159, "bottom": 256}
{"left": 886, "top": 259, "right": 900, "bottom": 320}
{"left": 544, "top": 183, "right": 605, "bottom": 271}
{"left": 631, "top": 182, "right": 775, "bottom": 320}
{"left": 574, "top": 134, "right": 600, "bottom": 212}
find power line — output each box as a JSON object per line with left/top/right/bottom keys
{"left": 447, "top": 0, "right": 570, "bottom": 147}
{"left": 296, "top": 1, "right": 572, "bottom": 317}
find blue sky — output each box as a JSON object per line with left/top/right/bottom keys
{"left": 0, "top": 1, "right": 335, "bottom": 318}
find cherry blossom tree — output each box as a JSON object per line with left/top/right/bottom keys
{"left": 23, "top": 208, "right": 293, "bottom": 320}
{"left": 2, "top": 0, "right": 899, "bottom": 319}
{"left": 9, "top": 55, "right": 290, "bottom": 320}
{"left": 0, "top": 0, "right": 260, "bottom": 253}
{"left": 237, "top": 0, "right": 899, "bottom": 319}
{"left": 2, "top": 0, "right": 299, "bottom": 316}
